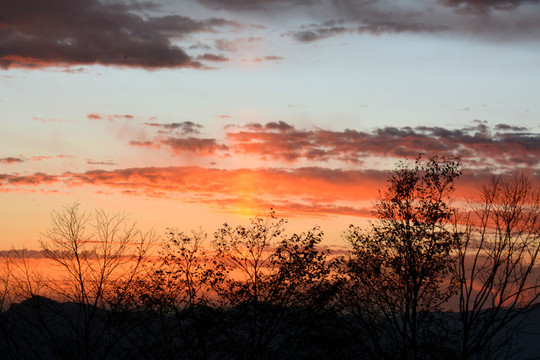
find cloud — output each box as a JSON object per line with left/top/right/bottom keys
{"left": 161, "top": 137, "right": 229, "bottom": 155}
{"left": 0, "top": 166, "right": 382, "bottom": 216}
{"left": 86, "top": 160, "right": 118, "bottom": 166}
{"left": 0, "top": 155, "right": 89, "bottom": 165}
{"left": 203, "top": 0, "right": 538, "bottom": 42}
{"left": 68, "top": 166, "right": 377, "bottom": 203}
{"left": 438, "top": 0, "right": 539, "bottom": 13}
{"left": 214, "top": 37, "right": 264, "bottom": 53}
{"left": 144, "top": 121, "right": 204, "bottom": 135}
{"left": 215, "top": 39, "right": 240, "bottom": 52}
{"left": 129, "top": 140, "right": 161, "bottom": 149}
{"left": 494, "top": 123, "right": 528, "bottom": 131}
{"left": 196, "top": 53, "right": 229, "bottom": 62}
{"left": 251, "top": 55, "right": 285, "bottom": 63}
{"left": 1, "top": 164, "right": 538, "bottom": 216}
{"left": 262, "top": 55, "right": 284, "bottom": 61}
{"left": 87, "top": 113, "right": 103, "bottom": 120}
{"left": 286, "top": 20, "right": 352, "bottom": 42}
{"left": 0, "top": 157, "right": 23, "bottom": 164}
{"left": 28, "top": 156, "right": 54, "bottom": 162}
{"left": 134, "top": 121, "right": 230, "bottom": 156}
{"left": 0, "top": 0, "right": 239, "bottom": 69}
{"left": 1, "top": 172, "right": 59, "bottom": 185}
{"left": 225, "top": 121, "right": 540, "bottom": 167}
{"left": 32, "top": 117, "right": 71, "bottom": 123}
{"left": 199, "top": 0, "right": 315, "bottom": 10}
{"left": 87, "top": 113, "right": 135, "bottom": 122}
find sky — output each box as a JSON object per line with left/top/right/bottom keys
{"left": 1, "top": 0, "right": 539, "bottom": 250}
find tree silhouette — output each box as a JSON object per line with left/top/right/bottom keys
{"left": 342, "top": 155, "right": 462, "bottom": 360}
{"left": 2, "top": 164, "right": 540, "bottom": 359}
{"left": 455, "top": 172, "right": 540, "bottom": 359}
{"left": 211, "top": 210, "right": 335, "bottom": 359}
{"left": 34, "top": 202, "right": 155, "bottom": 359}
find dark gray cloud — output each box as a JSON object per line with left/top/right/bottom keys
{"left": 196, "top": 53, "right": 229, "bottom": 62}
{"left": 495, "top": 124, "right": 528, "bottom": 131}
{"left": 144, "top": 121, "right": 204, "bottom": 135}
{"left": 202, "top": 0, "right": 539, "bottom": 41}
{"left": 135, "top": 121, "right": 229, "bottom": 155}
{"left": 198, "top": 0, "right": 316, "bottom": 10}
{"left": 86, "top": 160, "right": 118, "bottom": 166}
{"left": 287, "top": 21, "right": 351, "bottom": 42}
{"left": 161, "top": 137, "right": 229, "bottom": 155}
{"left": 0, "top": 0, "right": 238, "bottom": 69}
{"left": 439, "top": 0, "right": 540, "bottom": 13}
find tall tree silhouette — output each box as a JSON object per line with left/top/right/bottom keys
{"left": 342, "top": 156, "right": 461, "bottom": 360}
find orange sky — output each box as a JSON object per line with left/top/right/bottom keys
{"left": 1, "top": 0, "right": 539, "bottom": 250}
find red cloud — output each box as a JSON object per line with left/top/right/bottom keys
{"left": 87, "top": 113, "right": 102, "bottom": 120}
{"left": 0, "top": 157, "right": 24, "bottom": 164}
{"left": 87, "top": 113, "right": 135, "bottom": 122}
{"left": 3, "top": 173, "right": 59, "bottom": 185}
{"left": 226, "top": 122, "right": 540, "bottom": 168}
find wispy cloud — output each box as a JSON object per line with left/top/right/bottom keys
{"left": 285, "top": 20, "right": 352, "bottom": 42}
{"left": 86, "top": 160, "right": 118, "bottom": 166}
{"left": 32, "top": 117, "right": 71, "bottom": 123}
{"left": 87, "top": 113, "right": 135, "bottom": 122}
{"left": 0, "top": 156, "right": 62, "bottom": 164}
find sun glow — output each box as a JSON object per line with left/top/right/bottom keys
{"left": 231, "top": 171, "right": 260, "bottom": 217}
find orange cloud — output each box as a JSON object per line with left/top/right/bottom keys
{"left": 1, "top": 164, "right": 537, "bottom": 218}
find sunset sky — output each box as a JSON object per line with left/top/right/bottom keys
{"left": 1, "top": 0, "right": 539, "bottom": 249}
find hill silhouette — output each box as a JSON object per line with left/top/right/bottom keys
{"left": 0, "top": 296, "right": 539, "bottom": 360}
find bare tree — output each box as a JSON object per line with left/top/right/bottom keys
{"left": 40, "top": 203, "right": 153, "bottom": 305}
{"left": 455, "top": 172, "right": 540, "bottom": 359}
{"left": 35, "top": 202, "right": 156, "bottom": 359}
